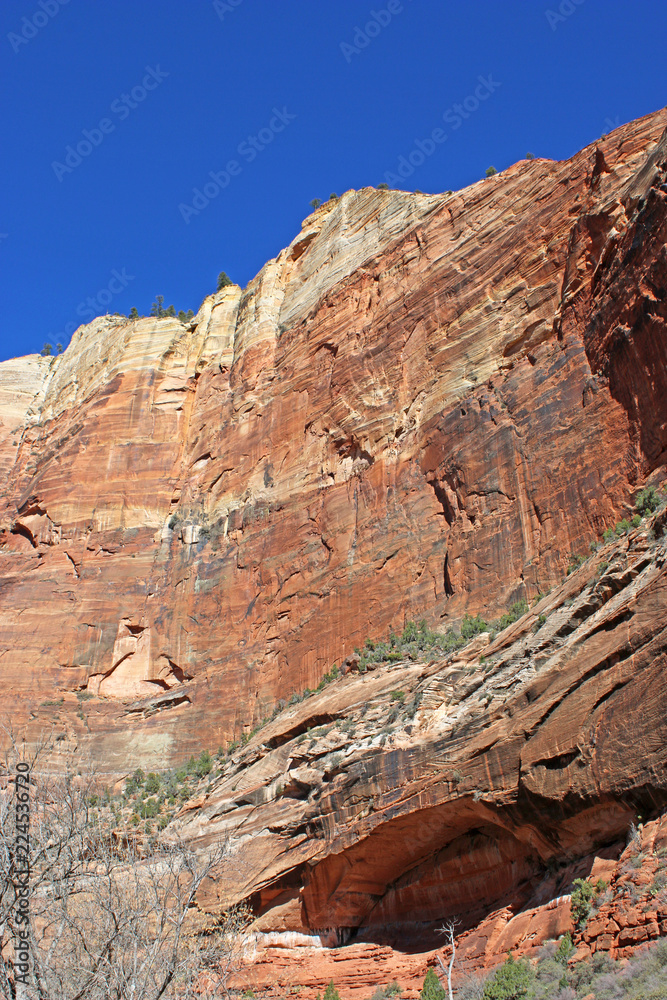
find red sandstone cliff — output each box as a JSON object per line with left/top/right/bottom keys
{"left": 2, "top": 107, "right": 667, "bottom": 991}
{"left": 1, "top": 109, "right": 666, "bottom": 774}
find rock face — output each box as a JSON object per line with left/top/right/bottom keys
{"left": 169, "top": 509, "right": 667, "bottom": 942}
{"left": 1, "top": 107, "right": 667, "bottom": 988}
{"left": 1, "top": 109, "right": 666, "bottom": 773}
{"left": 241, "top": 816, "right": 667, "bottom": 998}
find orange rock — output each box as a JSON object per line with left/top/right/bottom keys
{"left": 1, "top": 109, "right": 667, "bottom": 991}
{"left": 1, "top": 111, "right": 666, "bottom": 774}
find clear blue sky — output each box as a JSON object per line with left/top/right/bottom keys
{"left": 1, "top": 0, "right": 665, "bottom": 360}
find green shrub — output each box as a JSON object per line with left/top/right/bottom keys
{"left": 402, "top": 621, "right": 418, "bottom": 642}
{"left": 195, "top": 750, "right": 212, "bottom": 777}
{"left": 482, "top": 953, "right": 534, "bottom": 999}
{"left": 497, "top": 600, "right": 528, "bottom": 631}
{"left": 485, "top": 166, "right": 497, "bottom": 177}
{"left": 602, "top": 527, "right": 615, "bottom": 542}
{"left": 138, "top": 797, "right": 159, "bottom": 819}
{"left": 635, "top": 486, "right": 660, "bottom": 515}
{"left": 420, "top": 968, "right": 445, "bottom": 1000}
{"left": 129, "top": 307, "right": 139, "bottom": 320}
{"left": 555, "top": 932, "right": 574, "bottom": 965}
{"left": 40, "top": 343, "right": 53, "bottom": 357}
{"left": 615, "top": 518, "right": 631, "bottom": 535}
{"left": 567, "top": 553, "right": 587, "bottom": 575}
{"left": 631, "top": 513, "right": 642, "bottom": 528}
{"left": 571, "top": 877, "right": 595, "bottom": 928}
{"left": 461, "top": 613, "right": 489, "bottom": 640}
{"left": 371, "top": 983, "right": 402, "bottom": 1000}
{"left": 323, "top": 980, "right": 341, "bottom": 1000}
{"left": 216, "top": 271, "right": 233, "bottom": 291}
{"left": 144, "top": 772, "right": 160, "bottom": 794}
{"left": 309, "top": 198, "right": 322, "bottom": 210}
{"left": 377, "top": 183, "right": 389, "bottom": 190}
{"left": 390, "top": 690, "right": 405, "bottom": 703}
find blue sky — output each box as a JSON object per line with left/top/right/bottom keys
{"left": 0, "top": 0, "right": 665, "bottom": 360}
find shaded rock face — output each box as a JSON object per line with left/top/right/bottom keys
{"left": 241, "top": 817, "right": 667, "bottom": 999}
{"left": 1, "top": 111, "right": 666, "bottom": 771}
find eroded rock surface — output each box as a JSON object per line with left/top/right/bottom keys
{"left": 1, "top": 111, "right": 666, "bottom": 773}
{"left": 2, "top": 107, "right": 667, "bottom": 992}
{"left": 165, "top": 512, "right": 667, "bottom": 949}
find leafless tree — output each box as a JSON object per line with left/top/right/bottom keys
{"left": 435, "top": 919, "right": 459, "bottom": 1000}
{"left": 0, "top": 729, "right": 251, "bottom": 999}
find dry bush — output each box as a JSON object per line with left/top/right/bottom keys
{"left": 0, "top": 730, "right": 250, "bottom": 999}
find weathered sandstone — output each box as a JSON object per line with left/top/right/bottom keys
{"left": 1, "top": 108, "right": 667, "bottom": 989}
{"left": 1, "top": 110, "right": 666, "bottom": 774}
{"left": 167, "top": 511, "right": 667, "bottom": 943}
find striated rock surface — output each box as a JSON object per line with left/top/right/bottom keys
{"left": 240, "top": 816, "right": 667, "bottom": 997}
{"left": 169, "top": 510, "right": 667, "bottom": 936}
{"left": 1, "top": 106, "right": 667, "bottom": 990}
{"left": 1, "top": 109, "right": 666, "bottom": 774}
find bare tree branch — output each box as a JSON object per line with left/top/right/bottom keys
{"left": 435, "top": 919, "right": 460, "bottom": 1000}
{"left": 0, "top": 727, "right": 251, "bottom": 999}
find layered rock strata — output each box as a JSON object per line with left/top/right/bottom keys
{"left": 242, "top": 816, "right": 667, "bottom": 998}
{"left": 167, "top": 508, "right": 667, "bottom": 951}
{"left": 1, "top": 110, "right": 666, "bottom": 772}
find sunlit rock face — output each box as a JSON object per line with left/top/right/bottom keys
{"left": 0, "top": 108, "right": 665, "bottom": 779}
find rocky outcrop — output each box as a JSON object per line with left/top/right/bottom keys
{"left": 164, "top": 508, "right": 667, "bottom": 953}
{"left": 239, "top": 816, "right": 667, "bottom": 998}
{"left": 1, "top": 107, "right": 667, "bottom": 993}
{"left": 574, "top": 814, "right": 667, "bottom": 960}
{"left": 1, "top": 110, "right": 666, "bottom": 774}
